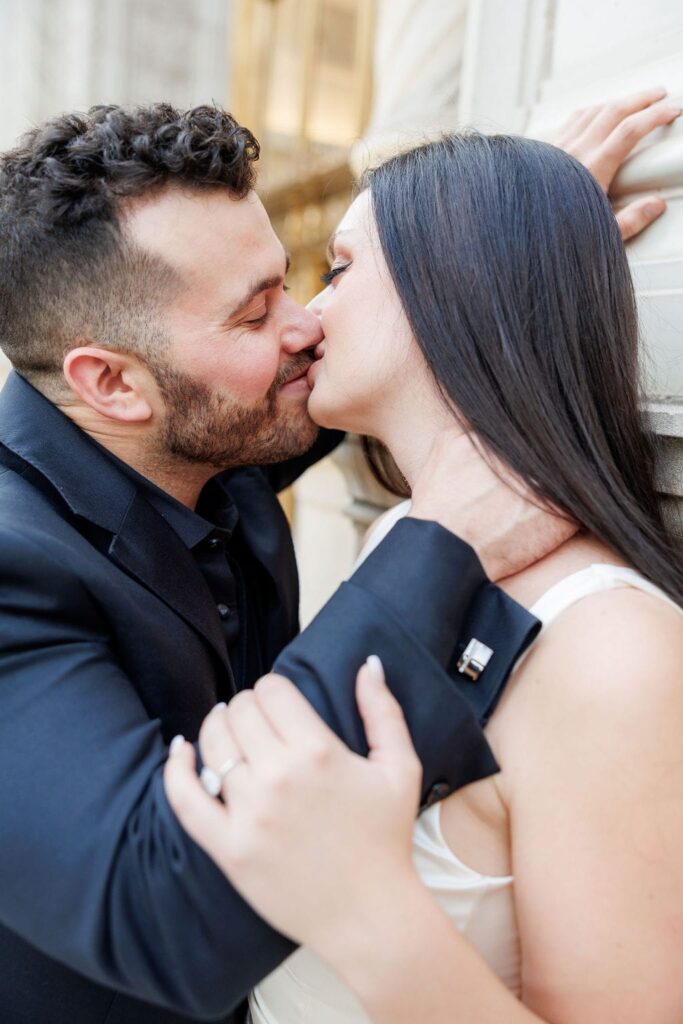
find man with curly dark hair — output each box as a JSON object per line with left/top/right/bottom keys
{"left": 0, "top": 102, "right": 545, "bottom": 1024}
{"left": 0, "top": 104, "right": 321, "bottom": 471}
{"left": 0, "top": 96, "right": 654, "bottom": 1024}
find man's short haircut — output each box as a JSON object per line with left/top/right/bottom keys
{"left": 0, "top": 103, "right": 260, "bottom": 394}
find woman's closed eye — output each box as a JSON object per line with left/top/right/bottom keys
{"left": 320, "top": 263, "right": 351, "bottom": 287}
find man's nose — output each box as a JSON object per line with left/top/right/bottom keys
{"left": 281, "top": 296, "right": 324, "bottom": 353}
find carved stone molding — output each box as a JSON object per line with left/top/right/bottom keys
{"left": 648, "top": 401, "right": 683, "bottom": 536}
{"left": 330, "top": 436, "right": 398, "bottom": 549}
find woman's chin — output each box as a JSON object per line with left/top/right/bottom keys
{"left": 307, "top": 381, "right": 375, "bottom": 435}
{"left": 306, "top": 390, "right": 344, "bottom": 431}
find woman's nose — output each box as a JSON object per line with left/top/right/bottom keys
{"left": 306, "top": 286, "right": 331, "bottom": 319}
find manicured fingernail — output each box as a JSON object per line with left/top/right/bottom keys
{"left": 643, "top": 200, "right": 664, "bottom": 217}
{"left": 365, "top": 655, "right": 385, "bottom": 684}
{"left": 169, "top": 735, "right": 185, "bottom": 755}
{"left": 255, "top": 674, "right": 280, "bottom": 691}
{"left": 214, "top": 701, "right": 227, "bottom": 711}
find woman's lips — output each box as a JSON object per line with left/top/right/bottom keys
{"left": 306, "top": 357, "right": 323, "bottom": 387}
{"left": 306, "top": 339, "right": 326, "bottom": 386}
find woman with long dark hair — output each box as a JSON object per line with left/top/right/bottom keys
{"left": 167, "top": 128, "right": 683, "bottom": 1023}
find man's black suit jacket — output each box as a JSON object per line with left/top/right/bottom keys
{"left": 0, "top": 371, "right": 538, "bottom": 1023}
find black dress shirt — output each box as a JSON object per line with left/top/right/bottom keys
{"left": 105, "top": 452, "right": 272, "bottom": 692}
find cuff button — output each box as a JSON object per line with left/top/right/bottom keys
{"left": 424, "top": 780, "right": 451, "bottom": 808}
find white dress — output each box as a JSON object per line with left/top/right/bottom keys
{"left": 249, "top": 502, "right": 682, "bottom": 1024}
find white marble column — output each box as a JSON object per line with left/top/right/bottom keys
{"left": 350, "top": 0, "right": 467, "bottom": 174}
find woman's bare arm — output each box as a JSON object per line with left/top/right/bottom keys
{"left": 504, "top": 588, "right": 683, "bottom": 1022}
{"left": 165, "top": 591, "right": 683, "bottom": 1024}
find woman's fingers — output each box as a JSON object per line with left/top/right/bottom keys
{"left": 198, "top": 702, "right": 244, "bottom": 774}
{"left": 163, "top": 677, "right": 423, "bottom": 947}
{"left": 223, "top": 689, "right": 285, "bottom": 759}
{"left": 164, "top": 738, "right": 235, "bottom": 868}
{"left": 355, "top": 658, "right": 422, "bottom": 799}
{"left": 554, "top": 104, "right": 599, "bottom": 148}
{"left": 586, "top": 102, "right": 680, "bottom": 189}
{"left": 200, "top": 693, "right": 283, "bottom": 782}
{"left": 616, "top": 195, "right": 666, "bottom": 241}
{"left": 553, "top": 87, "right": 678, "bottom": 242}
{"left": 579, "top": 86, "right": 668, "bottom": 144}
{"left": 557, "top": 88, "right": 665, "bottom": 149}
{"left": 555, "top": 88, "right": 680, "bottom": 207}
{"left": 253, "top": 673, "right": 341, "bottom": 749}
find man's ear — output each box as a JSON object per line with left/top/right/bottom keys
{"left": 63, "top": 347, "right": 154, "bottom": 423}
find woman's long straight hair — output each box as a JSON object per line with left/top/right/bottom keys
{"left": 362, "top": 133, "right": 683, "bottom": 605}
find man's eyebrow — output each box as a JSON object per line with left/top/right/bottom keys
{"left": 225, "top": 251, "right": 291, "bottom": 320}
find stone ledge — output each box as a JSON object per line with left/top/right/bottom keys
{"left": 656, "top": 437, "right": 683, "bottom": 498}
{"left": 647, "top": 401, "right": 683, "bottom": 439}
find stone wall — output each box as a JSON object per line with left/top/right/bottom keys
{"left": 0, "top": 0, "right": 233, "bottom": 385}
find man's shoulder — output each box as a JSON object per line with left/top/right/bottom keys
{"left": 0, "top": 458, "right": 62, "bottom": 521}
{"left": 0, "top": 463, "right": 94, "bottom": 575}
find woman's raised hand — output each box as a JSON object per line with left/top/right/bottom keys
{"left": 554, "top": 86, "right": 680, "bottom": 240}
{"left": 164, "top": 658, "right": 422, "bottom": 953}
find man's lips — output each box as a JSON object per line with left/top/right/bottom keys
{"left": 280, "top": 342, "right": 325, "bottom": 390}
{"left": 279, "top": 362, "right": 314, "bottom": 391}
{"left": 281, "top": 367, "right": 309, "bottom": 386}
{"left": 280, "top": 345, "right": 325, "bottom": 388}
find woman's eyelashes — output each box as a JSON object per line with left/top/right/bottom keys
{"left": 320, "top": 263, "right": 351, "bottom": 287}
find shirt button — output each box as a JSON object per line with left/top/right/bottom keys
{"left": 216, "top": 603, "right": 230, "bottom": 619}
{"left": 424, "top": 781, "right": 451, "bottom": 808}
{"left": 208, "top": 537, "right": 223, "bottom": 550}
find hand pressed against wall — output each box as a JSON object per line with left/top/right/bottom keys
{"left": 554, "top": 86, "right": 680, "bottom": 240}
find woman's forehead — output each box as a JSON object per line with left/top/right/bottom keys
{"left": 332, "top": 190, "right": 374, "bottom": 245}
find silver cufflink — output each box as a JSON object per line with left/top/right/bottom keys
{"left": 457, "top": 638, "right": 494, "bottom": 681}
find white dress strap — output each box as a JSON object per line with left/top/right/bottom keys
{"left": 351, "top": 499, "right": 412, "bottom": 571}
{"left": 528, "top": 563, "right": 682, "bottom": 629}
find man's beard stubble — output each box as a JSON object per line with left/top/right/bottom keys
{"left": 151, "top": 354, "right": 319, "bottom": 470}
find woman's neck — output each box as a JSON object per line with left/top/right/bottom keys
{"left": 377, "top": 391, "right": 627, "bottom": 605}
{"left": 378, "top": 393, "right": 455, "bottom": 489}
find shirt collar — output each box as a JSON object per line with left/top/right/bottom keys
{"left": 94, "top": 444, "right": 240, "bottom": 550}
{"left": 0, "top": 371, "right": 241, "bottom": 548}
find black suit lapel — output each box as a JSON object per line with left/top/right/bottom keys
{"left": 222, "top": 468, "right": 299, "bottom": 632}
{"left": 109, "top": 493, "right": 234, "bottom": 684}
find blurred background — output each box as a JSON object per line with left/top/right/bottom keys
{"left": 0, "top": 0, "right": 681, "bottom": 622}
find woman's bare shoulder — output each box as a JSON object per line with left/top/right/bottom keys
{"left": 497, "top": 584, "right": 683, "bottom": 779}
{"left": 533, "top": 584, "right": 681, "bottom": 693}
